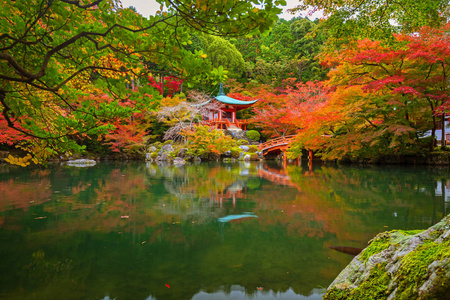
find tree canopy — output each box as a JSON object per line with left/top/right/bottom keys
{"left": 292, "top": 0, "right": 450, "bottom": 42}
{"left": 0, "top": 0, "right": 283, "bottom": 161}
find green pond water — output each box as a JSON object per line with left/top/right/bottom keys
{"left": 0, "top": 161, "right": 449, "bottom": 300}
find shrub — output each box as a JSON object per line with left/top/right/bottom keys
{"left": 250, "top": 153, "right": 259, "bottom": 160}
{"left": 230, "top": 147, "right": 241, "bottom": 158}
{"left": 248, "top": 145, "right": 259, "bottom": 153}
{"left": 246, "top": 130, "right": 260, "bottom": 141}
{"left": 237, "top": 139, "right": 249, "bottom": 146}
{"left": 181, "top": 125, "right": 235, "bottom": 157}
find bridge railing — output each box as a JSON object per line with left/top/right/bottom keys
{"left": 259, "top": 135, "right": 296, "bottom": 151}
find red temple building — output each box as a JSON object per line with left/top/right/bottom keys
{"left": 202, "top": 83, "right": 257, "bottom": 130}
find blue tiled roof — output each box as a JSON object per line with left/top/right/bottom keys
{"left": 214, "top": 95, "right": 258, "bottom": 106}
{"left": 214, "top": 82, "right": 257, "bottom": 106}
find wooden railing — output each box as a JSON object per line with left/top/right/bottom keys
{"left": 259, "top": 135, "right": 296, "bottom": 152}
{"left": 201, "top": 119, "right": 250, "bottom": 130}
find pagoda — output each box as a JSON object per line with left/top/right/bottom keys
{"left": 202, "top": 83, "right": 257, "bottom": 130}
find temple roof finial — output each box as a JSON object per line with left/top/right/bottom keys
{"left": 218, "top": 82, "right": 225, "bottom": 96}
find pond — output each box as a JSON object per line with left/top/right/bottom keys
{"left": 0, "top": 161, "right": 449, "bottom": 300}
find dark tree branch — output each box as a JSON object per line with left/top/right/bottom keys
{"left": 60, "top": 0, "right": 102, "bottom": 9}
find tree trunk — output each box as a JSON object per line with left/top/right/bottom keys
{"left": 441, "top": 112, "right": 446, "bottom": 147}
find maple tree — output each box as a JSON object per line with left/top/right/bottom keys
{"left": 288, "top": 23, "right": 450, "bottom": 160}
{"left": 291, "top": 0, "right": 450, "bottom": 43}
{"left": 248, "top": 80, "right": 330, "bottom": 139}
{"left": 0, "top": 0, "right": 284, "bottom": 161}
{"left": 0, "top": 115, "right": 29, "bottom": 146}
{"left": 148, "top": 75, "right": 183, "bottom": 97}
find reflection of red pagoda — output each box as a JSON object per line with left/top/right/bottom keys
{"left": 210, "top": 182, "right": 247, "bottom": 208}
{"left": 202, "top": 83, "right": 257, "bottom": 130}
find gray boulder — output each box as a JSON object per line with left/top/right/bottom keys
{"left": 157, "top": 144, "right": 175, "bottom": 161}
{"left": 66, "top": 159, "right": 96, "bottom": 167}
{"left": 173, "top": 157, "right": 186, "bottom": 166}
{"left": 159, "top": 144, "right": 174, "bottom": 155}
{"left": 177, "top": 148, "right": 188, "bottom": 158}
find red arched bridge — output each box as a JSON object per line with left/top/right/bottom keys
{"left": 258, "top": 135, "right": 296, "bottom": 156}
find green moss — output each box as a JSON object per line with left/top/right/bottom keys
{"left": 402, "top": 229, "right": 424, "bottom": 235}
{"left": 360, "top": 238, "right": 391, "bottom": 262}
{"left": 352, "top": 263, "right": 391, "bottom": 299}
{"left": 324, "top": 263, "right": 391, "bottom": 300}
{"left": 325, "top": 287, "right": 351, "bottom": 300}
{"left": 396, "top": 240, "right": 450, "bottom": 299}
{"left": 359, "top": 232, "right": 394, "bottom": 262}
{"left": 360, "top": 230, "right": 423, "bottom": 263}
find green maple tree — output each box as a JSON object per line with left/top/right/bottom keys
{"left": 0, "top": 0, "right": 284, "bottom": 162}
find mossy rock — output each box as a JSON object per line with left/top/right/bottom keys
{"left": 324, "top": 216, "right": 450, "bottom": 300}
{"left": 230, "top": 147, "right": 241, "bottom": 158}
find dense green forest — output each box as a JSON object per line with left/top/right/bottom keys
{"left": 1, "top": 0, "right": 449, "bottom": 165}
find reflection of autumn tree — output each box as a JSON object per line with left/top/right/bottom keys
{"left": 2, "top": 163, "right": 450, "bottom": 300}
{"left": 0, "top": 168, "right": 53, "bottom": 212}
{"left": 281, "top": 165, "right": 446, "bottom": 240}
{"left": 245, "top": 162, "right": 449, "bottom": 254}
{"left": 149, "top": 163, "right": 259, "bottom": 202}
{"left": 0, "top": 163, "right": 263, "bottom": 233}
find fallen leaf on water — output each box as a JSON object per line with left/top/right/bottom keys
{"left": 120, "top": 215, "right": 129, "bottom": 219}
{"left": 257, "top": 287, "right": 263, "bottom": 290}
{"left": 141, "top": 241, "right": 147, "bottom": 244}
{"left": 34, "top": 216, "right": 47, "bottom": 219}
{"left": 165, "top": 284, "right": 170, "bottom": 288}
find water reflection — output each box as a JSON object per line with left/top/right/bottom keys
{"left": 0, "top": 161, "right": 449, "bottom": 300}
